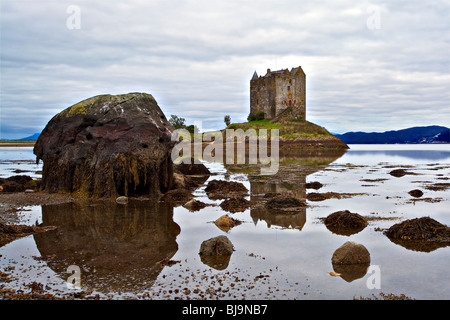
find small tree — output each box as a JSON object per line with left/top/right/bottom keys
{"left": 224, "top": 115, "right": 231, "bottom": 126}
{"left": 185, "top": 124, "right": 199, "bottom": 134}
{"left": 169, "top": 115, "right": 186, "bottom": 129}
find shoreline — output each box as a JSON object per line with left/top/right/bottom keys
{"left": 0, "top": 142, "right": 35, "bottom": 147}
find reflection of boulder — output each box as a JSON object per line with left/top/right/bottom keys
{"left": 250, "top": 207, "right": 306, "bottom": 231}
{"left": 384, "top": 217, "right": 450, "bottom": 252}
{"left": 34, "top": 200, "right": 180, "bottom": 293}
{"left": 331, "top": 241, "right": 370, "bottom": 282}
{"left": 324, "top": 210, "right": 367, "bottom": 236}
{"left": 34, "top": 93, "right": 174, "bottom": 198}
{"left": 332, "top": 264, "right": 370, "bottom": 283}
{"left": 199, "top": 236, "right": 234, "bottom": 270}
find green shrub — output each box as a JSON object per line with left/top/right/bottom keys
{"left": 255, "top": 111, "right": 265, "bottom": 121}
{"left": 248, "top": 111, "right": 265, "bottom": 122}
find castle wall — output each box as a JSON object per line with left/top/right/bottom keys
{"left": 250, "top": 67, "right": 305, "bottom": 120}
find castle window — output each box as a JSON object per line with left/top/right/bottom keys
{"left": 287, "top": 86, "right": 290, "bottom": 91}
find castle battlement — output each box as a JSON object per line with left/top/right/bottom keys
{"left": 250, "top": 66, "right": 306, "bottom": 120}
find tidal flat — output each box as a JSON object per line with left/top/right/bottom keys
{"left": 0, "top": 145, "right": 449, "bottom": 300}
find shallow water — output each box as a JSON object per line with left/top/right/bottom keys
{"left": 0, "top": 145, "right": 449, "bottom": 299}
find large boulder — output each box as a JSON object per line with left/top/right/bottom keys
{"left": 34, "top": 93, "right": 175, "bottom": 198}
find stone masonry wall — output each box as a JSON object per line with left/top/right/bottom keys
{"left": 250, "top": 66, "right": 306, "bottom": 120}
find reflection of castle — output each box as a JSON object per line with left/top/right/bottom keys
{"left": 250, "top": 66, "right": 306, "bottom": 119}
{"left": 34, "top": 200, "right": 180, "bottom": 293}
{"left": 246, "top": 150, "right": 347, "bottom": 231}
{"left": 249, "top": 174, "right": 307, "bottom": 231}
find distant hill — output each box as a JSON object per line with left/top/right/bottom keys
{"left": 335, "top": 126, "right": 449, "bottom": 144}
{"left": 18, "top": 133, "right": 40, "bottom": 141}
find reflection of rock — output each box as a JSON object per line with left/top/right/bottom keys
{"left": 384, "top": 217, "right": 450, "bottom": 252}
{"left": 199, "top": 236, "right": 234, "bottom": 270}
{"left": 250, "top": 207, "right": 306, "bottom": 231}
{"left": 332, "top": 264, "right": 370, "bottom": 283}
{"left": 34, "top": 199, "right": 180, "bottom": 293}
{"left": 324, "top": 210, "right": 367, "bottom": 236}
{"left": 34, "top": 93, "right": 174, "bottom": 198}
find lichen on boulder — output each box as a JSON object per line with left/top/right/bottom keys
{"left": 34, "top": 92, "right": 175, "bottom": 198}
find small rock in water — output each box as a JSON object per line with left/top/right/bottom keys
{"left": 116, "top": 196, "right": 128, "bottom": 204}
{"left": 331, "top": 241, "right": 370, "bottom": 265}
{"left": 408, "top": 189, "right": 423, "bottom": 198}
{"left": 214, "top": 215, "right": 242, "bottom": 232}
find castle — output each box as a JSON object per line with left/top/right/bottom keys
{"left": 250, "top": 66, "right": 306, "bottom": 120}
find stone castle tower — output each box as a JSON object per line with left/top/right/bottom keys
{"left": 250, "top": 66, "right": 306, "bottom": 120}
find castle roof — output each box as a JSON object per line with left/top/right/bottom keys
{"left": 251, "top": 71, "right": 259, "bottom": 80}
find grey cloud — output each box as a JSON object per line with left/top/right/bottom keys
{"left": 0, "top": 0, "right": 448, "bottom": 138}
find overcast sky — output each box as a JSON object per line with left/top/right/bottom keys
{"left": 0, "top": 0, "right": 449, "bottom": 139}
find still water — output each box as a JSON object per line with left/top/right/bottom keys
{"left": 0, "top": 145, "right": 449, "bottom": 299}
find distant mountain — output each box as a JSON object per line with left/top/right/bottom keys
{"left": 19, "top": 133, "right": 40, "bottom": 141}
{"left": 335, "top": 126, "right": 449, "bottom": 144}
